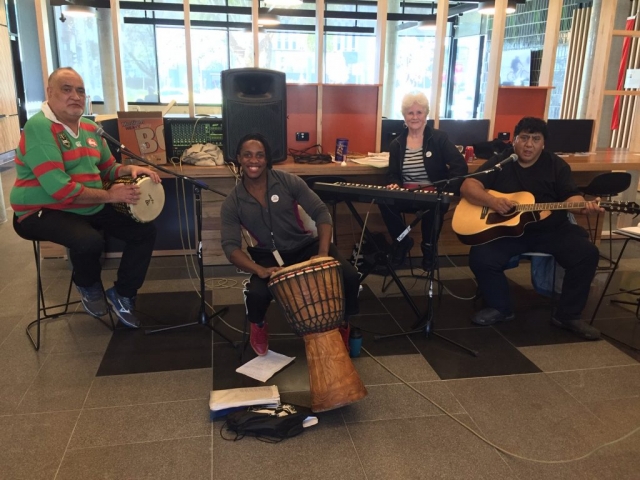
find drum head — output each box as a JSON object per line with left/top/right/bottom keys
{"left": 129, "top": 176, "right": 165, "bottom": 222}
{"left": 272, "top": 256, "right": 336, "bottom": 279}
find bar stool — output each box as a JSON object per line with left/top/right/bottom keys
{"left": 579, "top": 172, "right": 632, "bottom": 268}
{"left": 26, "top": 241, "right": 115, "bottom": 351}
{"left": 474, "top": 252, "right": 559, "bottom": 316}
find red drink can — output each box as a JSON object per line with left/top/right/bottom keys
{"left": 464, "top": 146, "right": 474, "bottom": 163}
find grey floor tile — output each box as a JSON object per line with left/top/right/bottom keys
{"left": 0, "top": 312, "right": 21, "bottom": 347}
{"left": 69, "top": 399, "right": 210, "bottom": 449}
{"left": 17, "top": 352, "right": 103, "bottom": 413}
{"left": 446, "top": 373, "right": 614, "bottom": 460}
{"left": 0, "top": 327, "right": 49, "bottom": 385}
{"left": 519, "top": 341, "right": 638, "bottom": 372}
{"left": 85, "top": 368, "right": 212, "bottom": 408}
{"left": 348, "top": 415, "right": 514, "bottom": 479}
{"left": 213, "top": 413, "right": 365, "bottom": 479}
{"left": 0, "top": 381, "right": 31, "bottom": 416}
{"left": 341, "top": 381, "right": 465, "bottom": 423}
{"left": 57, "top": 436, "right": 211, "bottom": 480}
{"left": 0, "top": 410, "right": 80, "bottom": 480}
{"left": 549, "top": 364, "right": 640, "bottom": 403}
{"left": 584, "top": 395, "right": 640, "bottom": 433}
{"left": 502, "top": 430, "right": 640, "bottom": 480}
{"left": 352, "top": 353, "right": 440, "bottom": 385}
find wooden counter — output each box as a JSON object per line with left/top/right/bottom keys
{"left": 159, "top": 150, "right": 639, "bottom": 264}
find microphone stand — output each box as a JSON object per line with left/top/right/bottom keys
{"left": 373, "top": 157, "right": 517, "bottom": 357}
{"left": 375, "top": 163, "right": 508, "bottom": 356}
{"left": 99, "top": 134, "right": 234, "bottom": 347}
{"left": 375, "top": 180, "right": 477, "bottom": 356}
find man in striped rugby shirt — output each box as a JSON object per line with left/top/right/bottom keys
{"left": 10, "top": 67, "right": 160, "bottom": 329}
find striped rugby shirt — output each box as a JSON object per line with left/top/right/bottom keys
{"left": 10, "top": 103, "right": 121, "bottom": 219}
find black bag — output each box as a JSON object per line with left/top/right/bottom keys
{"left": 220, "top": 404, "right": 309, "bottom": 443}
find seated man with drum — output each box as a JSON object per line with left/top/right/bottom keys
{"left": 10, "top": 67, "right": 159, "bottom": 329}
{"left": 220, "top": 133, "right": 360, "bottom": 356}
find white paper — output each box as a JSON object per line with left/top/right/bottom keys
{"left": 615, "top": 226, "right": 640, "bottom": 239}
{"left": 350, "top": 157, "right": 389, "bottom": 168}
{"left": 235, "top": 350, "right": 296, "bottom": 382}
{"left": 209, "top": 385, "right": 280, "bottom": 411}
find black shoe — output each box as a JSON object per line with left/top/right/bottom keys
{"left": 76, "top": 282, "right": 108, "bottom": 317}
{"left": 390, "top": 238, "right": 414, "bottom": 267}
{"left": 471, "top": 308, "right": 515, "bottom": 326}
{"left": 551, "top": 317, "right": 600, "bottom": 340}
{"left": 106, "top": 287, "right": 140, "bottom": 329}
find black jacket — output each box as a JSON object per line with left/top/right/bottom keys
{"left": 387, "top": 125, "right": 468, "bottom": 194}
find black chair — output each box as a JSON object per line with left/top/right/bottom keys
{"left": 305, "top": 175, "right": 347, "bottom": 246}
{"left": 26, "top": 241, "right": 115, "bottom": 351}
{"left": 579, "top": 172, "right": 632, "bottom": 268}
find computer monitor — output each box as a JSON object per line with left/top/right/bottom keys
{"left": 380, "top": 119, "right": 405, "bottom": 152}
{"left": 379, "top": 118, "right": 490, "bottom": 152}
{"left": 438, "top": 119, "right": 490, "bottom": 147}
{"left": 545, "top": 119, "right": 594, "bottom": 154}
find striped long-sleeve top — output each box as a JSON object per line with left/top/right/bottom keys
{"left": 10, "top": 105, "right": 121, "bottom": 219}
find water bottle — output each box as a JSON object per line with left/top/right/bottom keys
{"left": 349, "top": 327, "right": 363, "bottom": 358}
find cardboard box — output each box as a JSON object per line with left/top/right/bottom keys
{"left": 117, "top": 111, "right": 167, "bottom": 165}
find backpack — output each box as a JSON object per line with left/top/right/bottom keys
{"left": 220, "top": 404, "right": 309, "bottom": 443}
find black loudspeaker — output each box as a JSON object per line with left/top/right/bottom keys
{"left": 221, "top": 68, "right": 287, "bottom": 164}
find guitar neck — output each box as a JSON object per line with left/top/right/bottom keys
{"left": 516, "top": 201, "right": 595, "bottom": 212}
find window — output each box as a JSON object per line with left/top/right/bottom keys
{"left": 53, "top": 7, "right": 104, "bottom": 102}
{"left": 450, "top": 35, "right": 482, "bottom": 119}
{"left": 258, "top": 2, "right": 317, "bottom": 83}
{"left": 324, "top": 2, "right": 376, "bottom": 84}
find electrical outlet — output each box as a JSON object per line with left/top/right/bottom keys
{"left": 296, "top": 132, "right": 309, "bottom": 142}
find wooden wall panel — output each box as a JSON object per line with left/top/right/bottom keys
{"left": 0, "top": 24, "right": 17, "bottom": 117}
{"left": 493, "top": 87, "right": 551, "bottom": 139}
{"left": 0, "top": 114, "right": 20, "bottom": 152}
{"left": 286, "top": 84, "right": 317, "bottom": 152}
{"left": 321, "top": 85, "right": 378, "bottom": 156}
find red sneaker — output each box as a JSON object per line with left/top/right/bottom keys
{"left": 339, "top": 324, "right": 350, "bottom": 353}
{"left": 250, "top": 322, "right": 269, "bottom": 356}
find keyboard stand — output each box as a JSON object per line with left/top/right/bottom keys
{"left": 344, "top": 200, "right": 424, "bottom": 320}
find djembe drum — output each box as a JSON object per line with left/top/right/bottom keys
{"left": 268, "top": 257, "right": 367, "bottom": 412}
{"left": 104, "top": 175, "right": 165, "bottom": 223}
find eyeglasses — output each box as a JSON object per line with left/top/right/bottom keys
{"left": 517, "top": 134, "right": 543, "bottom": 144}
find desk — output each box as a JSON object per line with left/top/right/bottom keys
{"left": 155, "top": 149, "right": 640, "bottom": 264}
{"left": 42, "top": 150, "right": 639, "bottom": 261}
{"left": 590, "top": 229, "right": 640, "bottom": 350}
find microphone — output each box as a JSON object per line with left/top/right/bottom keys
{"left": 495, "top": 153, "right": 518, "bottom": 170}
{"left": 95, "top": 127, "right": 124, "bottom": 149}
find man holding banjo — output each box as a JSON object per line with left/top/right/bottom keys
{"left": 10, "top": 67, "right": 159, "bottom": 329}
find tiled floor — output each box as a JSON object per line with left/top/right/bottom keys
{"left": 1, "top": 162, "right": 640, "bottom": 479}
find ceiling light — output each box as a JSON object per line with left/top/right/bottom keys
{"left": 262, "top": 0, "right": 302, "bottom": 7}
{"left": 478, "top": 1, "right": 517, "bottom": 15}
{"left": 62, "top": 5, "right": 96, "bottom": 18}
{"left": 258, "top": 14, "right": 281, "bottom": 27}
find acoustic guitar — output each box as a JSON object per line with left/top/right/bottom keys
{"left": 452, "top": 190, "right": 640, "bottom": 246}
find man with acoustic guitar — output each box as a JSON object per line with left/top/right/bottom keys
{"left": 458, "top": 117, "right": 602, "bottom": 340}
